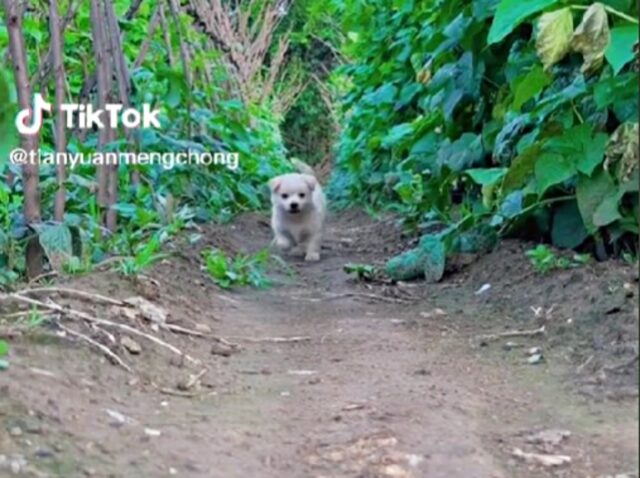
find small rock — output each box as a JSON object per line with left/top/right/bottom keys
{"left": 121, "top": 336, "right": 142, "bottom": 355}
{"left": 527, "top": 347, "right": 542, "bottom": 356}
{"left": 9, "top": 426, "right": 22, "bottom": 437}
{"left": 528, "top": 353, "right": 544, "bottom": 365}
{"left": 194, "top": 323, "right": 212, "bottom": 334}
{"left": 526, "top": 429, "right": 571, "bottom": 449}
{"left": 210, "top": 343, "right": 236, "bottom": 357}
{"left": 34, "top": 447, "right": 55, "bottom": 459}
{"left": 144, "top": 428, "right": 161, "bottom": 437}
{"left": 623, "top": 282, "right": 635, "bottom": 298}
{"left": 503, "top": 342, "right": 522, "bottom": 351}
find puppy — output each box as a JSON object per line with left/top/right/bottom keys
{"left": 269, "top": 159, "right": 326, "bottom": 261}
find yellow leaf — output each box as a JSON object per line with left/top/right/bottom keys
{"left": 536, "top": 8, "right": 574, "bottom": 71}
{"left": 571, "top": 3, "right": 611, "bottom": 74}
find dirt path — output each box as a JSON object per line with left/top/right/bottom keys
{"left": 1, "top": 211, "right": 638, "bottom": 477}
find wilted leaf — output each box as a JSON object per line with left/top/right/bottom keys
{"left": 605, "top": 25, "right": 639, "bottom": 74}
{"left": 37, "top": 224, "right": 73, "bottom": 271}
{"left": 535, "top": 153, "right": 575, "bottom": 195}
{"left": 536, "top": 8, "right": 574, "bottom": 70}
{"left": 571, "top": 3, "right": 610, "bottom": 73}
{"left": 551, "top": 200, "right": 588, "bottom": 249}
{"left": 488, "top": 0, "right": 559, "bottom": 44}
{"left": 604, "top": 122, "right": 639, "bottom": 182}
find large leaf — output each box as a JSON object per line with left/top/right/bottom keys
{"left": 551, "top": 200, "right": 589, "bottom": 249}
{"left": 466, "top": 168, "right": 507, "bottom": 186}
{"left": 0, "top": 69, "right": 18, "bottom": 165}
{"left": 535, "top": 152, "right": 575, "bottom": 195}
{"left": 512, "top": 65, "right": 552, "bottom": 111}
{"left": 436, "top": 133, "right": 484, "bottom": 173}
{"left": 571, "top": 3, "right": 611, "bottom": 73}
{"left": 536, "top": 8, "right": 574, "bottom": 70}
{"left": 488, "top": 0, "right": 558, "bottom": 44}
{"left": 543, "top": 124, "right": 608, "bottom": 176}
{"left": 576, "top": 169, "right": 618, "bottom": 232}
{"left": 593, "top": 191, "right": 622, "bottom": 227}
{"left": 605, "top": 25, "right": 639, "bottom": 74}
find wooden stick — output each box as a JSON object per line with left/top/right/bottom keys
{"left": 58, "top": 322, "right": 132, "bottom": 373}
{"left": 477, "top": 326, "right": 546, "bottom": 342}
{"left": 22, "top": 287, "right": 125, "bottom": 306}
{"left": 3, "top": 293, "right": 200, "bottom": 365}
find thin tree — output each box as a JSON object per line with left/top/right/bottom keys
{"left": 49, "top": 0, "right": 67, "bottom": 222}
{"left": 2, "top": 0, "right": 44, "bottom": 278}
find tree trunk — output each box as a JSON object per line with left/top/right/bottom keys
{"left": 3, "top": 0, "right": 44, "bottom": 279}
{"left": 49, "top": 0, "right": 67, "bottom": 222}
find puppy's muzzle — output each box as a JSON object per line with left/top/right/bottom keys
{"left": 289, "top": 202, "right": 300, "bottom": 213}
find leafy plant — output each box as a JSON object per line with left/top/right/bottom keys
{"left": 344, "top": 262, "right": 377, "bottom": 281}
{"left": 202, "top": 248, "right": 271, "bottom": 289}
{"left": 0, "top": 339, "right": 8, "bottom": 371}
{"left": 526, "top": 244, "right": 591, "bottom": 273}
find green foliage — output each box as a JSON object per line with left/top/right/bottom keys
{"left": 526, "top": 244, "right": 591, "bottom": 273}
{"left": 331, "top": 0, "right": 639, "bottom": 262}
{"left": 343, "top": 262, "right": 376, "bottom": 280}
{"left": 0, "top": 339, "right": 8, "bottom": 370}
{"left": 201, "top": 248, "right": 271, "bottom": 289}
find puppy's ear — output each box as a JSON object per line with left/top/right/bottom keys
{"left": 269, "top": 177, "right": 282, "bottom": 193}
{"left": 303, "top": 174, "right": 317, "bottom": 192}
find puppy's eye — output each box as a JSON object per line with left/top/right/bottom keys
{"left": 299, "top": 193, "right": 306, "bottom": 198}
{"left": 281, "top": 194, "right": 289, "bottom": 199}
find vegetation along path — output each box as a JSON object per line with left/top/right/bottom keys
{"left": 1, "top": 211, "right": 637, "bottom": 477}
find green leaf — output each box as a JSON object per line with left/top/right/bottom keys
{"left": 551, "top": 200, "right": 589, "bottom": 249}
{"left": 502, "top": 144, "right": 540, "bottom": 193}
{"left": 576, "top": 169, "right": 618, "bottom": 232}
{"left": 605, "top": 25, "right": 639, "bottom": 74}
{"left": 571, "top": 2, "right": 611, "bottom": 73}
{"left": 382, "top": 123, "right": 414, "bottom": 148}
{"left": 536, "top": 8, "right": 574, "bottom": 71}
{"left": 511, "top": 66, "right": 552, "bottom": 111}
{"left": 535, "top": 153, "right": 575, "bottom": 195}
{"left": 0, "top": 340, "right": 8, "bottom": 357}
{"left": 593, "top": 191, "right": 622, "bottom": 227}
{"left": 436, "top": 133, "right": 484, "bottom": 173}
{"left": 543, "top": 124, "right": 607, "bottom": 176}
{"left": 419, "top": 235, "right": 446, "bottom": 283}
{"left": 488, "top": 0, "right": 558, "bottom": 44}
{"left": 466, "top": 168, "right": 507, "bottom": 186}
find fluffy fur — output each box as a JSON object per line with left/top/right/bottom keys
{"left": 268, "top": 159, "right": 326, "bottom": 261}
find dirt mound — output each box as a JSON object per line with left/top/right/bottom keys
{"left": 0, "top": 212, "right": 637, "bottom": 477}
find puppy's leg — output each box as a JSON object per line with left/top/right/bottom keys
{"left": 271, "top": 231, "right": 293, "bottom": 251}
{"left": 304, "top": 232, "right": 322, "bottom": 262}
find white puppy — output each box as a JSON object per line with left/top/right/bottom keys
{"left": 269, "top": 159, "right": 326, "bottom": 261}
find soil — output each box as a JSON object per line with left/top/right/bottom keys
{"left": 1, "top": 210, "right": 638, "bottom": 478}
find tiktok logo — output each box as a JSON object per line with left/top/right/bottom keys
{"left": 14, "top": 94, "right": 161, "bottom": 135}
{"left": 15, "top": 93, "right": 52, "bottom": 135}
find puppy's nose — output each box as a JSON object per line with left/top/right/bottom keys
{"left": 290, "top": 202, "right": 299, "bottom": 210}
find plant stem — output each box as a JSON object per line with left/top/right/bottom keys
{"left": 498, "top": 195, "right": 575, "bottom": 236}
{"left": 571, "top": 4, "right": 639, "bottom": 24}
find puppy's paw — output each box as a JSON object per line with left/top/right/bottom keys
{"left": 273, "top": 236, "right": 292, "bottom": 250}
{"left": 304, "top": 251, "right": 320, "bottom": 262}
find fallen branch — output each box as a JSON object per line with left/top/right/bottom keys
{"left": 3, "top": 293, "right": 200, "bottom": 366}
{"left": 23, "top": 287, "right": 125, "bottom": 307}
{"left": 604, "top": 353, "right": 639, "bottom": 373}
{"left": 58, "top": 322, "right": 132, "bottom": 373}
{"left": 477, "top": 326, "right": 546, "bottom": 343}
{"left": 228, "top": 335, "right": 312, "bottom": 344}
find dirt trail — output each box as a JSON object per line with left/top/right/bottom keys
{"left": 1, "top": 211, "right": 638, "bottom": 477}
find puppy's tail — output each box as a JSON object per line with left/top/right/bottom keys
{"left": 290, "top": 157, "right": 316, "bottom": 177}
